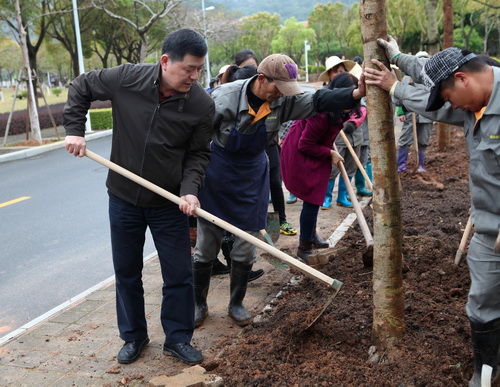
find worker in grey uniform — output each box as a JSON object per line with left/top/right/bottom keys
{"left": 193, "top": 54, "right": 365, "bottom": 328}
{"left": 396, "top": 75, "right": 434, "bottom": 173}
{"left": 364, "top": 38, "right": 500, "bottom": 387}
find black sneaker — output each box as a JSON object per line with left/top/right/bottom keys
{"left": 163, "top": 342, "right": 203, "bottom": 365}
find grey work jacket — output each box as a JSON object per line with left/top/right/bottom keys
{"left": 394, "top": 54, "right": 500, "bottom": 238}
{"left": 210, "top": 76, "right": 316, "bottom": 147}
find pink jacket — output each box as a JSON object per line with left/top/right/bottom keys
{"left": 280, "top": 107, "right": 367, "bottom": 206}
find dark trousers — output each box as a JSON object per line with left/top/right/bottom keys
{"left": 300, "top": 201, "right": 320, "bottom": 241}
{"left": 109, "top": 192, "right": 194, "bottom": 344}
{"left": 266, "top": 143, "right": 286, "bottom": 224}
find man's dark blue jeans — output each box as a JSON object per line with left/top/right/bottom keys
{"left": 108, "top": 192, "right": 194, "bottom": 344}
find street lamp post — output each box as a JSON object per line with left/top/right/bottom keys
{"left": 201, "top": 0, "right": 214, "bottom": 88}
{"left": 72, "top": 0, "right": 92, "bottom": 132}
{"left": 304, "top": 40, "right": 311, "bottom": 83}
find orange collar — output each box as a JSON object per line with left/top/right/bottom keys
{"left": 474, "top": 106, "right": 487, "bottom": 130}
{"left": 248, "top": 100, "right": 271, "bottom": 124}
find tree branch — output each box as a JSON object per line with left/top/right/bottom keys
{"left": 471, "top": 0, "right": 500, "bottom": 9}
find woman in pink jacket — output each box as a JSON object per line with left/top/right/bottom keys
{"left": 280, "top": 72, "right": 367, "bottom": 263}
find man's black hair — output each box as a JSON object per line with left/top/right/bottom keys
{"left": 229, "top": 65, "right": 257, "bottom": 82}
{"left": 441, "top": 51, "right": 490, "bottom": 90}
{"left": 326, "top": 72, "right": 362, "bottom": 124}
{"left": 352, "top": 55, "right": 363, "bottom": 65}
{"left": 161, "top": 28, "right": 207, "bottom": 62}
{"left": 477, "top": 54, "right": 500, "bottom": 68}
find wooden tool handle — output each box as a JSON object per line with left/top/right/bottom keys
{"left": 339, "top": 130, "right": 373, "bottom": 191}
{"left": 411, "top": 112, "right": 419, "bottom": 156}
{"left": 85, "top": 149, "right": 342, "bottom": 291}
{"left": 334, "top": 144, "right": 374, "bottom": 247}
{"left": 454, "top": 215, "right": 472, "bottom": 265}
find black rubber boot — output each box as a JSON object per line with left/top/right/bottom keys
{"left": 222, "top": 232, "right": 263, "bottom": 282}
{"left": 228, "top": 261, "right": 253, "bottom": 326}
{"left": 297, "top": 240, "right": 314, "bottom": 264}
{"left": 192, "top": 261, "right": 213, "bottom": 327}
{"left": 312, "top": 231, "right": 329, "bottom": 248}
{"left": 468, "top": 317, "right": 500, "bottom": 387}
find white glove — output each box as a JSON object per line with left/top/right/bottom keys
{"left": 376, "top": 35, "right": 401, "bottom": 64}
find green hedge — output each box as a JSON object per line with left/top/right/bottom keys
{"left": 304, "top": 65, "right": 325, "bottom": 73}
{"left": 89, "top": 108, "right": 112, "bottom": 130}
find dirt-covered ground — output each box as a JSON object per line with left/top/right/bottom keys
{"left": 207, "top": 127, "right": 486, "bottom": 386}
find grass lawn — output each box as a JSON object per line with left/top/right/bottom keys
{"left": 0, "top": 87, "right": 68, "bottom": 115}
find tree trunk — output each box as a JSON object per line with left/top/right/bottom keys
{"left": 439, "top": 0, "right": 454, "bottom": 151}
{"left": 15, "top": 0, "right": 42, "bottom": 145}
{"left": 443, "top": 0, "right": 453, "bottom": 49}
{"left": 359, "top": 0, "right": 405, "bottom": 352}
{"left": 424, "top": 0, "right": 440, "bottom": 54}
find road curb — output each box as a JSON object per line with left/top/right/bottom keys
{"left": 0, "top": 129, "right": 113, "bottom": 164}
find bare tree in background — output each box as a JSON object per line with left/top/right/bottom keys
{"left": 92, "top": 0, "right": 181, "bottom": 63}
{"left": 360, "top": 0, "right": 405, "bottom": 356}
{"left": 14, "top": 0, "right": 42, "bottom": 144}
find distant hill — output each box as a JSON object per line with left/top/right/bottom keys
{"left": 210, "top": 0, "right": 358, "bottom": 22}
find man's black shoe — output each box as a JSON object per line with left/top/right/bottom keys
{"left": 211, "top": 258, "right": 230, "bottom": 276}
{"left": 248, "top": 268, "right": 264, "bottom": 282}
{"left": 117, "top": 337, "right": 149, "bottom": 364}
{"left": 163, "top": 342, "right": 203, "bottom": 365}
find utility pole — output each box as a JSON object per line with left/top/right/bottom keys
{"left": 72, "top": 0, "right": 92, "bottom": 133}
{"left": 201, "top": 0, "right": 214, "bottom": 88}
{"left": 304, "top": 40, "right": 311, "bottom": 82}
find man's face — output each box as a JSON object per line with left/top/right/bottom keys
{"left": 254, "top": 76, "right": 283, "bottom": 102}
{"left": 440, "top": 73, "right": 480, "bottom": 112}
{"left": 328, "top": 64, "right": 347, "bottom": 80}
{"left": 161, "top": 53, "right": 205, "bottom": 94}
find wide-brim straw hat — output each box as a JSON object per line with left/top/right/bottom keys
{"left": 349, "top": 63, "right": 362, "bottom": 80}
{"left": 318, "top": 56, "right": 356, "bottom": 83}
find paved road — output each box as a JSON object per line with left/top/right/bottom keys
{"left": 0, "top": 135, "right": 156, "bottom": 336}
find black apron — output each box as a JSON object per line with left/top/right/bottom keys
{"left": 199, "top": 117, "right": 269, "bottom": 231}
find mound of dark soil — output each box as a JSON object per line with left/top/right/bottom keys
{"left": 210, "top": 127, "right": 481, "bottom": 386}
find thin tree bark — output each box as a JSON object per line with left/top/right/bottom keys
{"left": 359, "top": 0, "right": 405, "bottom": 352}
{"left": 438, "top": 0, "right": 454, "bottom": 151}
{"left": 14, "top": 0, "right": 42, "bottom": 144}
{"left": 443, "top": 0, "right": 454, "bottom": 49}
{"left": 424, "top": 0, "right": 440, "bottom": 54}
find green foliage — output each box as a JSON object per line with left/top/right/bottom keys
{"left": 308, "top": 1, "right": 358, "bottom": 64}
{"left": 271, "top": 17, "right": 316, "bottom": 66}
{"left": 453, "top": 26, "right": 483, "bottom": 53}
{"left": 214, "top": 0, "right": 358, "bottom": 21}
{"left": 238, "top": 12, "right": 281, "bottom": 61}
{"left": 16, "top": 90, "right": 28, "bottom": 100}
{"left": 304, "top": 64, "right": 325, "bottom": 73}
{"left": 90, "top": 108, "right": 113, "bottom": 130}
{"left": 52, "top": 88, "right": 62, "bottom": 97}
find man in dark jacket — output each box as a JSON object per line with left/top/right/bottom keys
{"left": 64, "top": 29, "right": 214, "bottom": 366}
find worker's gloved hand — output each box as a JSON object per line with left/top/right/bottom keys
{"left": 342, "top": 121, "right": 356, "bottom": 135}
{"left": 376, "top": 35, "right": 401, "bottom": 64}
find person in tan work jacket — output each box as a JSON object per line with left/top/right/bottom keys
{"left": 364, "top": 40, "right": 500, "bottom": 387}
